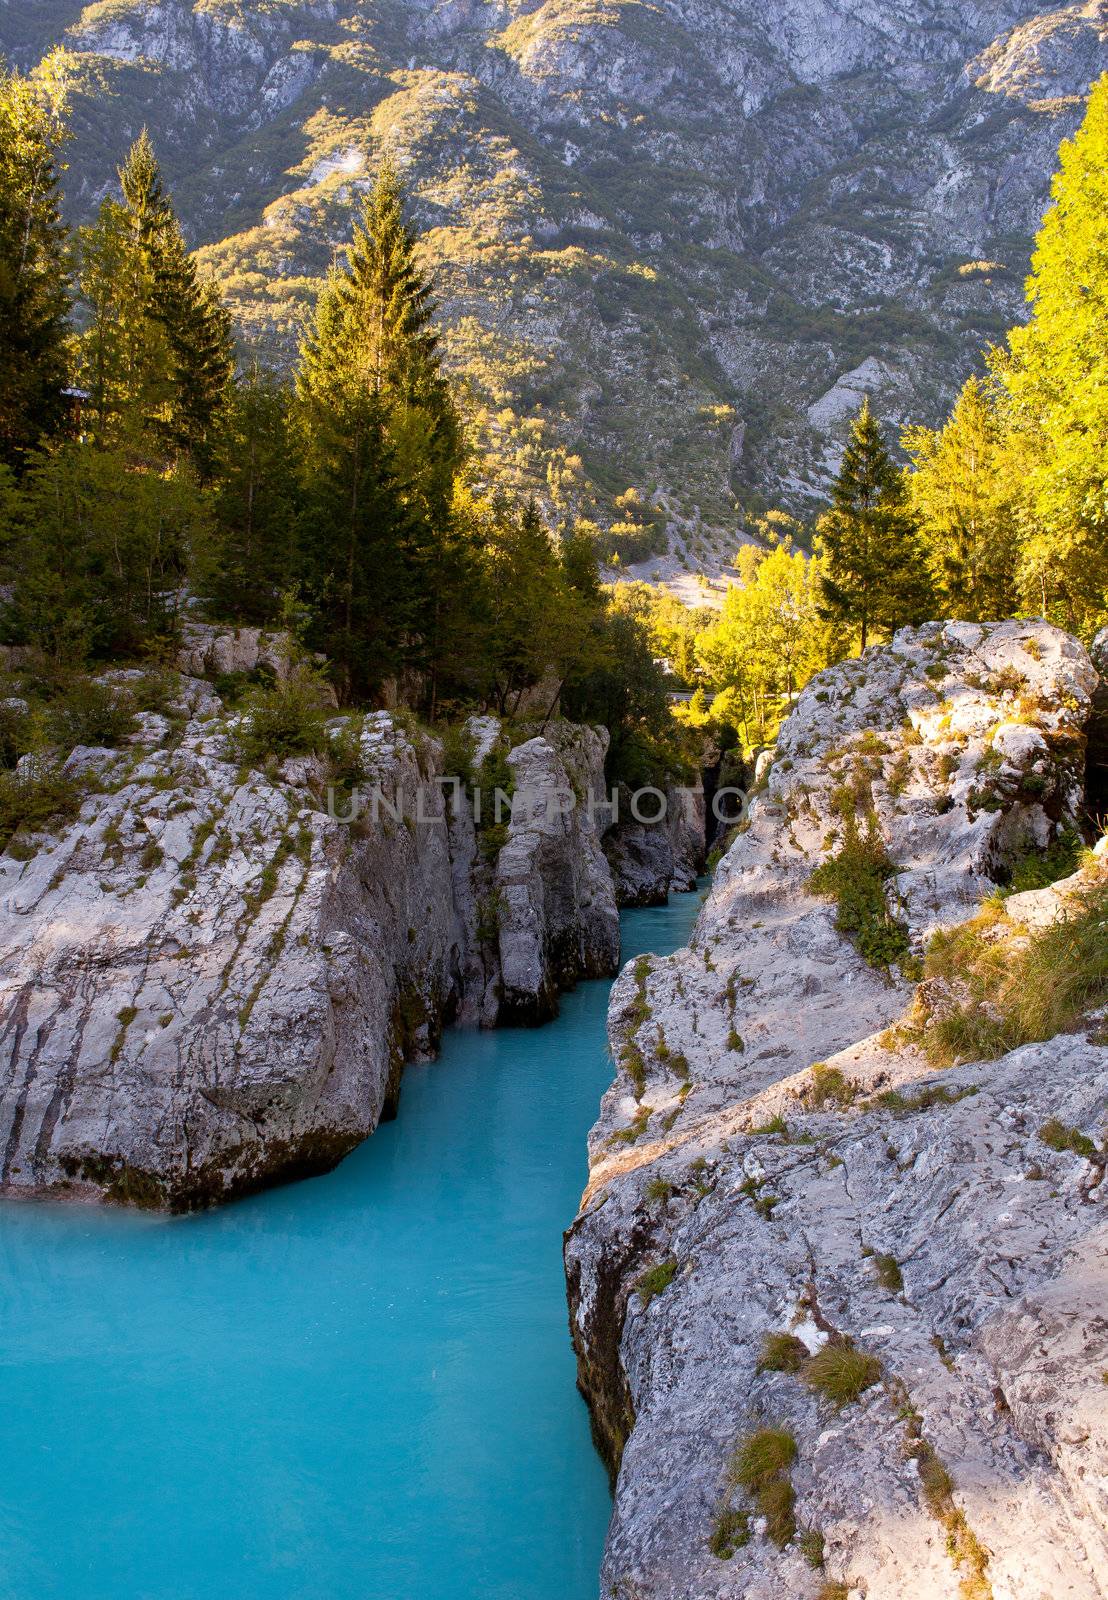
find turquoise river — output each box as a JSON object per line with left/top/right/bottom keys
{"left": 0, "top": 887, "right": 705, "bottom": 1600}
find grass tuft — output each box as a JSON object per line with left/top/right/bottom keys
{"left": 708, "top": 1505, "right": 751, "bottom": 1560}
{"left": 1038, "top": 1118, "right": 1098, "bottom": 1160}
{"left": 873, "top": 1253, "right": 904, "bottom": 1291}
{"left": 758, "top": 1331, "right": 810, "bottom": 1374}
{"left": 920, "top": 874, "right": 1108, "bottom": 1066}
{"left": 804, "top": 1339, "right": 882, "bottom": 1407}
{"left": 728, "top": 1427, "right": 797, "bottom": 1548}
{"left": 806, "top": 1062, "right": 858, "bottom": 1109}
{"left": 636, "top": 1258, "right": 677, "bottom": 1306}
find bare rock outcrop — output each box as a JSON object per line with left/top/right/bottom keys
{"left": 566, "top": 619, "right": 1108, "bottom": 1599}
{"left": 603, "top": 782, "right": 706, "bottom": 908}
{"left": 0, "top": 675, "right": 617, "bottom": 1209}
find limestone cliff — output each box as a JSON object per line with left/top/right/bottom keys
{"left": 566, "top": 619, "right": 1108, "bottom": 1598}
{"left": 0, "top": 644, "right": 618, "bottom": 1209}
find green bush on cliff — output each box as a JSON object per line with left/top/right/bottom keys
{"left": 808, "top": 815, "right": 911, "bottom": 972}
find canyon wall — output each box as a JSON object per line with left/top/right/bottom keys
{"left": 567, "top": 618, "right": 1108, "bottom": 1598}
{"left": 0, "top": 640, "right": 629, "bottom": 1209}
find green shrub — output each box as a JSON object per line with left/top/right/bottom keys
{"left": 0, "top": 697, "right": 33, "bottom": 768}
{"left": 809, "top": 814, "right": 910, "bottom": 971}
{"left": 1001, "top": 828, "right": 1083, "bottom": 895}
{"left": 230, "top": 663, "right": 331, "bottom": 765}
{"left": 0, "top": 760, "right": 87, "bottom": 848}
{"left": 47, "top": 678, "right": 135, "bottom": 749}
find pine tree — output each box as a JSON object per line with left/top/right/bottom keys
{"left": 296, "top": 375, "right": 419, "bottom": 700}
{"left": 994, "top": 72, "right": 1108, "bottom": 632}
{"left": 903, "top": 376, "right": 1018, "bottom": 621}
{"left": 205, "top": 370, "right": 299, "bottom": 624}
{"left": 817, "top": 398, "right": 933, "bottom": 650}
{"left": 77, "top": 131, "right": 232, "bottom": 472}
{"left": 300, "top": 161, "right": 462, "bottom": 521}
{"left": 0, "top": 56, "right": 71, "bottom": 472}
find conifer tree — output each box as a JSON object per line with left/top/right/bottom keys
{"left": 205, "top": 370, "right": 299, "bottom": 624}
{"left": 817, "top": 398, "right": 933, "bottom": 649}
{"left": 485, "top": 498, "right": 566, "bottom": 715}
{"left": 296, "top": 164, "right": 474, "bottom": 699}
{"left": 296, "top": 366, "right": 418, "bottom": 698}
{"left": 994, "top": 72, "right": 1108, "bottom": 632}
{"left": 78, "top": 131, "right": 232, "bottom": 472}
{"left": 300, "top": 161, "right": 462, "bottom": 522}
{"left": 0, "top": 56, "right": 71, "bottom": 472}
{"left": 903, "top": 376, "right": 1018, "bottom": 621}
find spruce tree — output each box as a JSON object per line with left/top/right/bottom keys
{"left": 297, "top": 383, "right": 417, "bottom": 698}
{"left": 300, "top": 162, "right": 462, "bottom": 522}
{"left": 77, "top": 131, "right": 232, "bottom": 472}
{"left": 0, "top": 57, "right": 71, "bottom": 472}
{"left": 296, "top": 164, "right": 470, "bottom": 700}
{"left": 817, "top": 398, "right": 933, "bottom": 650}
{"left": 205, "top": 370, "right": 299, "bottom": 624}
{"left": 156, "top": 230, "right": 234, "bottom": 478}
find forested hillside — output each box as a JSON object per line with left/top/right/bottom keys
{"left": 2, "top": 0, "right": 1106, "bottom": 554}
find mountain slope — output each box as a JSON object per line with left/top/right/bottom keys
{"left": 4, "top": 0, "right": 1107, "bottom": 549}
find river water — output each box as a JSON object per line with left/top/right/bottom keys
{"left": 0, "top": 888, "right": 704, "bottom": 1600}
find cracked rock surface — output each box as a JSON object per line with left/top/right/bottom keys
{"left": 0, "top": 666, "right": 619, "bottom": 1209}
{"left": 566, "top": 619, "right": 1108, "bottom": 1599}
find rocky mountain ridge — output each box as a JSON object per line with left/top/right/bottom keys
{"left": 566, "top": 618, "right": 1108, "bottom": 1597}
{"left": 4, "top": 0, "right": 1108, "bottom": 547}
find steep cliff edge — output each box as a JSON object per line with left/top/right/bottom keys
{"left": 566, "top": 619, "right": 1108, "bottom": 1599}
{"left": 0, "top": 646, "right": 618, "bottom": 1209}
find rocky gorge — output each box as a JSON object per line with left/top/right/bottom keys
{"left": 566, "top": 617, "right": 1108, "bottom": 1597}
{"left": 0, "top": 625, "right": 701, "bottom": 1210}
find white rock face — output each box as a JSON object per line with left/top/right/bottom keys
{"left": 566, "top": 619, "right": 1108, "bottom": 1598}
{"left": 0, "top": 676, "right": 618, "bottom": 1208}
{"left": 176, "top": 620, "right": 297, "bottom": 680}
{"left": 497, "top": 725, "right": 621, "bottom": 1020}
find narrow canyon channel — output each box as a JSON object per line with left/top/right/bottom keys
{"left": 0, "top": 886, "right": 706, "bottom": 1600}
